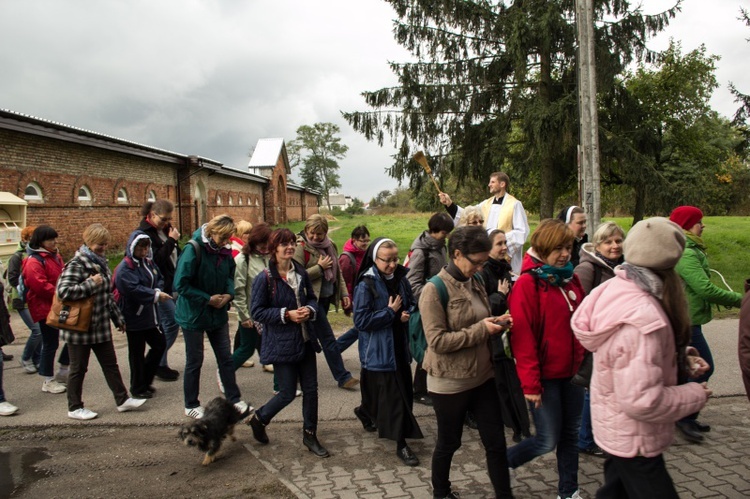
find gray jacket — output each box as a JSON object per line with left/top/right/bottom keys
{"left": 406, "top": 231, "right": 448, "bottom": 302}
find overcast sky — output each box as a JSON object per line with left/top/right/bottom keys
{"left": 1, "top": 0, "right": 748, "bottom": 203}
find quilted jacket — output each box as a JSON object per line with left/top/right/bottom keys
{"left": 572, "top": 268, "right": 708, "bottom": 457}
{"left": 250, "top": 260, "right": 320, "bottom": 364}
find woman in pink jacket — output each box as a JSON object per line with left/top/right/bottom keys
{"left": 572, "top": 217, "right": 711, "bottom": 498}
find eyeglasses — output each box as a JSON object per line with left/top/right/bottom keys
{"left": 464, "top": 254, "right": 487, "bottom": 267}
{"left": 357, "top": 238, "right": 371, "bottom": 244}
{"left": 154, "top": 213, "right": 172, "bottom": 222}
{"left": 376, "top": 256, "right": 400, "bottom": 265}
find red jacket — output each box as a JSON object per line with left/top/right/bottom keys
{"left": 508, "top": 251, "right": 586, "bottom": 395}
{"left": 22, "top": 249, "right": 65, "bottom": 323}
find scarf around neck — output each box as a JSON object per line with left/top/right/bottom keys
{"left": 79, "top": 245, "right": 109, "bottom": 273}
{"left": 307, "top": 236, "right": 338, "bottom": 282}
{"left": 595, "top": 251, "right": 624, "bottom": 269}
{"left": 621, "top": 262, "right": 664, "bottom": 299}
{"left": 530, "top": 262, "right": 574, "bottom": 287}
{"left": 200, "top": 224, "right": 233, "bottom": 266}
{"left": 684, "top": 231, "right": 707, "bottom": 252}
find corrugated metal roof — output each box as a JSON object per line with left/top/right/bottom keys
{"left": 248, "top": 138, "right": 285, "bottom": 168}
{"left": 0, "top": 108, "right": 216, "bottom": 163}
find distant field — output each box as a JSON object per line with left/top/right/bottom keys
{"left": 284, "top": 213, "right": 749, "bottom": 319}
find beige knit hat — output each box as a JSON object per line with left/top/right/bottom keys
{"left": 623, "top": 217, "right": 685, "bottom": 270}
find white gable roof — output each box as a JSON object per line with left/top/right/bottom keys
{"left": 248, "top": 138, "right": 286, "bottom": 168}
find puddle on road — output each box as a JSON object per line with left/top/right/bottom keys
{"left": 0, "top": 447, "right": 51, "bottom": 498}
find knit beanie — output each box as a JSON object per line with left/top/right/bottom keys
{"left": 623, "top": 217, "right": 685, "bottom": 270}
{"left": 669, "top": 206, "right": 703, "bottom": 231}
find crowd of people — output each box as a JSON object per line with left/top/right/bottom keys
{"left": 0, "top": 171, "right": 747, "bottom": 498}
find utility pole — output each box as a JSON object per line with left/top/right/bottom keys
{"left": 575, "top": 0, "right": 601, "bottom": 235}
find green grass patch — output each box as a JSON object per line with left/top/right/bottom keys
{"left": 284, "top": 213, "right": 750, "bottom": 318}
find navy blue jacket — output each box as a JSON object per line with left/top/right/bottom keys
{"left": 251, "top": 260, "right": 320, "bottom": 364}
{"left": 353, "top": 265, "right": 416, "bottom": 372}
{"left": 115, "top": 231, "right": 164, "bottom": 332}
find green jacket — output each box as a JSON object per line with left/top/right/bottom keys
{"left": 174, "top": 229, "right": 236, "bottom": 331}
{"left": 233, "top": 252, "right": 270, "bottom": 323}
{"left": 675, "top": 235, "right": 742, "bottom": 325}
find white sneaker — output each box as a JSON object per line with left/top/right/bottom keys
{"left": 68, "top": 408, "right": 98, "bottom": 420}
{"left": 242, "top": 360, "right": 255, "bottom": 368}
{"left": 262, "top": 364, "right": 274, "bottom": 373}
{"left": 234, "top": 401, "right": 253, "bottom": 418}
{"left": 217, "top": 368, "right": 225, "bottom": 394}
{"left": 19, "top": 359, "right": 37, "bottom": 374}
{"left": 296, "top": 389, "right": 303, "bottom": 397}
{"left": 558, "top": 490, "right": 582, "bottom": 499}
{"left": 42, "top": 379, "right": 67, "bottom": 394}
{"left": 185, "top": 406, "right": 205, "bottom": 419}
{"left": 117, "top": 397, "right": 147, "bottom": 413}
{"left": 0, "top": 401, "right": 19, "bottom": 416}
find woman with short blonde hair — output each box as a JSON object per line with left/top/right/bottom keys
{"left": 174, "top": 214, "right": 250, "bottom": 420}
{"left": 57, "top": 223, "right": 147, "bottom": 420}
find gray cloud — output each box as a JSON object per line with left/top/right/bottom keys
{"left": 2, "top": 0, "right": 747, "bottom": 203}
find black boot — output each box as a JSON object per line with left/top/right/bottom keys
{"left": 247, "top": 414, "right": 269, "bottom": 444}
{"left": 303, "top": 430, "right": 330, "bottom": 458}
{"left": 354, "top": 406, "right": 377, "bottom": 432}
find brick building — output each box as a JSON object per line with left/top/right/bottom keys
{"left": 0, "top": 109, "right": 319, "bottom": 257}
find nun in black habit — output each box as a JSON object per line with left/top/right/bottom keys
{"left": 351, "top": 237, "right": 424, "bottom": 466}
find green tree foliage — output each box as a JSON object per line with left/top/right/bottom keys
{"left": 369, "top": 190, "right": 392, "bottom": 208}
{"left": 343, "top": 0, "right": 679, "bottom": 217}
{"left": 288, "top": 123, "right": 348, "bottom": 210}
{"left": 345, "top": 197, "right": 366, "bottom": 215}
{"left": 599, "top": 42, "right": 746, "bottom": 220}
{"left": 730, "top": 8, "right": 750, "bottom": 127}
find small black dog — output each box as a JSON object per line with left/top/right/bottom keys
{"left": 179, "top": 397, "right": 243, "bottom": 465}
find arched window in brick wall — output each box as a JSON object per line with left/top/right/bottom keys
{"left": 216, "top": 194, "right": 222, "bottom": 205}
{"left": 78, "top": 185, "right": 92, "bottom": 202}
{"left": 24, "top": 182, "right": 43, "bottom": 202}
{"left": 117, "top": 188, "right": 129, "bottom": 203}
{"left": 228, "top": 195, "right": 233, "bottom": 206}
{"left": 147, "top": 190, "right": 157, "bottom": 202}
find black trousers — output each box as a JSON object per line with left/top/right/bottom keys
{"left": 430, "top": 379, "right": 512, "bottom": 498}
{"left": 597, "top": 454, "right": 679, "bottom": 499}
{"left": 67, "top": 341, "right": 129, "bottom": 411}
{"left": 126, "top": 327, "right": 166, "bottom": 394}
{"left": 413, "top": 361, "right": 428, "bottom": 396}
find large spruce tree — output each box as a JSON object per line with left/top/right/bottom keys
{"left": 343, "top": 0, "right": 679, "bottom": 217}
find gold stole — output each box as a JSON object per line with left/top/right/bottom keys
{"left": 480, "top": 194, "right": 518, "bottom": 232}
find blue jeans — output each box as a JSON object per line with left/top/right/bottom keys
{"left": 317, "top": 297, "right": 353, "bottom": 386}
{"left": 18, "top": 308, "right": 42, "bottom": 365}
{"left": 507, "top": 379, "right": 584, "bottom": 498}
{"left": 336, "top": 326, "right": 359, "bottom": 352}
{"left": 688, "top": 325, "right": 714, "bottom": 383}
{"left": 256, "top": 342, "right": 318, "bottom": 432}
{"left": 157, "top": 299, "right": 180, "bottom": 368}
{"left": 183, "top": 324, "right": 241, "bottom": 409}
{"left": 578, "top": 390, "right": 595, "bottom": 450}
{"left": 682, "top": 325, "right": 713, "bottom": 423}
{"left": 38, "top": 322, "right": 60, "bottom": 377}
